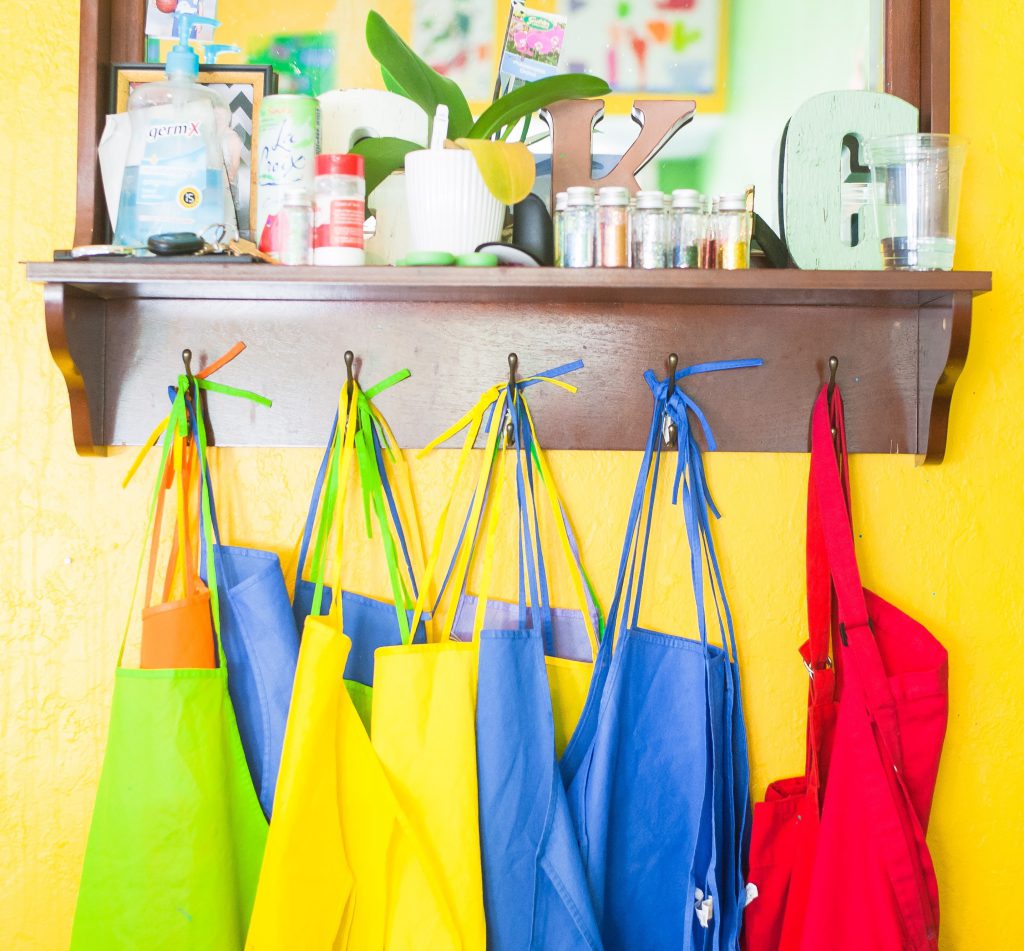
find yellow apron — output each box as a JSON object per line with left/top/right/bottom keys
{"left": 246, "top": 384, "right": 465, "bottom": 951}
{"left": 370, "top": 407, "right": 487, "bottom": 950}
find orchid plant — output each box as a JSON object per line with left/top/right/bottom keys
{"left": 353, "top": 10, "right": 611, "bottom": 205}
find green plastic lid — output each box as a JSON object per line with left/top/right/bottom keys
{"left": 396, "top": 251, "right": 456, "bottom": 267}
{"left": 455, "top": 252, "right": 500, "bottom": 268}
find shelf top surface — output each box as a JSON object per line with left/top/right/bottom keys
{"left": 26, "top": 260, "right": 992, "bottom": 306}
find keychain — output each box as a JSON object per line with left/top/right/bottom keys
{"left": 67, "top": 223, "right": 277, "bottom": 264}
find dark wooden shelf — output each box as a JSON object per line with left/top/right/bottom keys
{"left": 26, "top": 262, "right": 991, "bottom": 461}
{"left": 28, "top": 260, "right": 989, "bottom": 306}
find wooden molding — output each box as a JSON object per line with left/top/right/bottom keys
{"left": 43, "top": 283, "right": 107, "bottom": 456}
{"left": 918, "top": 289, "right": 973, "bottom": 463}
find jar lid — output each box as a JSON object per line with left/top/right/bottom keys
{"left": 671, "top": 188, "right": 702, "bottom": 209}
{"left": 717, "top": 192, "right": 749, "bottom": 211}
{"left": 316, "top": 153, "right": 365, "bottom": 178}
{"left": 566, "top": 186, "right": 596, "bottom": 206}
{"left": 597, "top": 185, "right": 630, "bottom": 206}
{"left": 554, "top": 191, "right": 569, "bottom": 211}
{"left": 636, "top": 190, "right": 666, "bottom": 210}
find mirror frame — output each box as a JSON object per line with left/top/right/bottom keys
{"left": 72, "top": 0, "right": 950, "bottom": 246}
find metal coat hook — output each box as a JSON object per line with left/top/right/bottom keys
{"left": 823, "top": 356, "right": 839, "bottom": 446}
{"left": 181, "top": 347, "right": 215, "bottom": 444}
{"left": 505, "top": 352, "right": 518, "bottom": 448}
{"left": 182, "top": 348, "right": 195, "bottom": 388}
{"left": 664, "top": 352, "right": 679, "bottom": 448}
{"left": 344, "top": 350, "right": 355, "bottom": 395}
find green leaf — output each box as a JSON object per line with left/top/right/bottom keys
{"left": 381, "top": 65, "right": 406, "bottom": 97}
{"left": 468, "top": 74, "right": 611, "bottom": 140}
{"left": 366, "top": 10, "right": 474, "bottom": 139}
{"left": 350, "top": 136, "right": 421, "bottom": 196}
{"left": 454, "top": 138, "right": 536, "bottom": 205}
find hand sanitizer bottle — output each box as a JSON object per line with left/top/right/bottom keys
{"left": 114, "top": 13, "right": 236, "bottom": 248}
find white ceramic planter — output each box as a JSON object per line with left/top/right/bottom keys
{"left": 405, "top": 149, "right": 504, "bottom": 255}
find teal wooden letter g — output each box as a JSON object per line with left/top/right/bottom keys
{"left": 780, "top": 91, "right": 918, "bottom": 269}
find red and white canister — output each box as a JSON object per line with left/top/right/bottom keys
{"left": 314, "top": 153, "right": 366, "bottom": 266}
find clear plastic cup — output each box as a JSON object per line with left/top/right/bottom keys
{"left": 863, "top": 134, "right": 967, "bottom": 271}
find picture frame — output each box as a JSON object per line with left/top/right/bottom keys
{"left": 414, "top": 1, "right": 729, "bottom": 115}
{"left": 552, "top": 0, "right": 730, "bottom": 115}
{"left": 109, "top": 62, "right": 277, "bottom": 236}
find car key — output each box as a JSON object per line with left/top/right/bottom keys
{"left": 147, "top": 232, "right": 208, "bottom": 256}
{"left": 227, "top": 237, "right": 279, "bottom": 264}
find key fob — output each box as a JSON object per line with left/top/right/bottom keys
{"left": 147, "top": 232, "right": 206, "bottom": 256}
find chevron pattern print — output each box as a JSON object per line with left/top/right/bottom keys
{"left": 207, "top": 83, "right": 255, "bottom": 165}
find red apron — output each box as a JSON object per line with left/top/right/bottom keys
{"left": 743, "top": 384, "right": 948, "bottom": 951}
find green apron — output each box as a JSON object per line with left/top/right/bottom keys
{"left": 71, "top": 376, "right": 269, "bottom": 950}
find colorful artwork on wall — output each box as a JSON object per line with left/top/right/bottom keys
{"left": 413, "top": 0, "right": 497, "bottom": 104}
{"left": 558, "top": 0, "right": 726, "bottom": 106}
{"left": 411, "top": 0, "right": 727, "bottom": 113}
{"left": 248, "top": 32, "right": 336, "bottom": 97}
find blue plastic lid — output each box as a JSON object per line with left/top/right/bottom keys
{"left": 166, "top": 14, "right": 220, "bottom": 78}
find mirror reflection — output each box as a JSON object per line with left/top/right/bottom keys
{"left": 141, "top": 0, "right": 884, "bottom": 228}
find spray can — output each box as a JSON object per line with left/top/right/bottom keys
{"left": 256, "top": 94, "right": 320, "bottom": 259}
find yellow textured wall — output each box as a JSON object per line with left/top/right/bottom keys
{"left": 1, "top": 1, "right": 1022, "bottom": 948}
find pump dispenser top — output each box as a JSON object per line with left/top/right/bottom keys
{"left": 204, "top": 44, "right": 241, "bottom": 65}
{"left": 166, "top": 14, "right": 220, "bottom": 78}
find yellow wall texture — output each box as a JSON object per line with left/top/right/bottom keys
{"left": 1, "top": 1, "right": 1022, "bottom": 948}
{"left": 213, "top": 0, "right": 414, "bottom": 89}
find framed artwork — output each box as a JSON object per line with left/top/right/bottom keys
{"left": 556, "top": 0, "right": 729, "bottom": 113}
{"left": 413, "top": 0, "right": 728, "bottom": 115}
{"left": 414, "top": 0, "right": 497, "bottom": 104}
{"left": 109, "top": 63, "right": 276, "bottom": 235}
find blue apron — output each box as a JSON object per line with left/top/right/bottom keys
{"left": 435, "top": 366, "right": 603, "bottom": 950}
{"left": 561, "top": 359, "right": 760, "bottom": 951}
{"left": 184, "top": 392, "right": 300, "bottom": 821}
{"left": 475, "top": 374, "right": 602, "bottom": 945}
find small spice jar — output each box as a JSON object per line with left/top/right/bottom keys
{"left": 562, "top": 186, "right": 597, "bottom": 268}
{"left": 669, "top": 189, "right": 703, "bottom": 268}
{"left": 632, "top": 190, "right": 668, "bottom": 269}
{"left": 313, "top": 153, "right": 366, "bottom": 266}
{"left": 278, "top": 187, "right": 314, "bottom": 266}
{"left": 597, "top": 185, "right": 631, "bottom": 267}
{"left": 552, "top": 191, "right": 568, "bottom": 267}
{"left": 715, "top": 192, "right": 752, "bottom": 270}
{"left": 699, "top": 196, "right": 719, "bottom": 269}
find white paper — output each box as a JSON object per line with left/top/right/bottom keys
{"left": 98, "top": 113, "right": 132, "bottom": 231}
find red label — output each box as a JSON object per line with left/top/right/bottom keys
{"left": 314, "top": 198, "right": 363, "bottom": 250}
